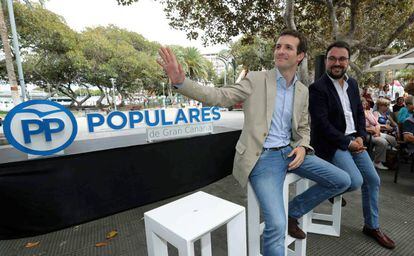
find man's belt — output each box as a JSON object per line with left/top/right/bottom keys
{"left": 263, "top": 145, "right": 289, "bottom": 151}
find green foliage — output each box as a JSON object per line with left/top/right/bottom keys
{"left": 214, "top": 65, "right": 243, "bottom": 86}
{"left": 75, "top": 88, "right": 101, "bottom": 96}
{"left": 2, "top": 3, "right": 157, "bottom": 101}
{"left": 0, "top": 3, "right": 216, "bottom": 103}
{"left": 13, "top": 2, "right": 78, "bottom": 53}
{"left": 170, "top": 45, "right": 211, "bottom": 81}
{"left": 79, "top": 25, "right": 167, "bottom": 96}
{"left": 117, "top": 0, "right": 285, "bottom": 45}
{"left": 230, "top": 36, "right": 274, "bottom": 71}
{"left": 116, "top": 0, "right": 414, "bottom": 79}
{"left": 396, "top": 69, "right": 414, "bottom": 81}
{"left": 205, "top": 60, "right": 218, "bottom": 83}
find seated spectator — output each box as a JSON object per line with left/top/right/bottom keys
{"left": 362, "top": 98, "right": 397, "bottom": 170}
{"left": 379, "top": 84, "right": 392, "bottom": 101}
{"left": 374, "top": 98, "right": 398, "bottom": 137}
{"left": 393, "top": 96, "right": 405, "bottom": 113}
{"left": 362, "top": 86, "right": 375, "bottom": 108}
{"left": 402, "top": 114, "right": 414, "bottom": 155}
{"left": 397, "top": 95, "right": 414, "bottom": 123}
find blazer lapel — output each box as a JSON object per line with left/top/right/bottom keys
{"left": 325, "top": 74, "right": 344, "bottom": 111}
{"left": 265, "top": 68, "right": 277, "bottom": 130}
{"left": 292, "top": 82, "right": 303, "bottom": 130}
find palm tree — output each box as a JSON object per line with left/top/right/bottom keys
{"left": 0, "top": 0, "right": 20, "bottom": 105}
{"left": 181, "top": 47, "right": 208, "bottom": 81}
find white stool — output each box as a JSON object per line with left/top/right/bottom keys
{"left": 305, "top": 180, "right": 342, "bottom": 237}
{"left": 248, "top": 173, "right": 308, "bottom": 256}
{"left": 144, "top": 191, "right": 246, "bottom": 256}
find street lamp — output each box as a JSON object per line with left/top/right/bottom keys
{"left": 109, "top": 78, "right": 117, "bottom": 111}
{"left": 6, "top": 0, "right": 27, "bottom": 101}
{"left": 216, "top": 57, "right": 228, "bottom": 86}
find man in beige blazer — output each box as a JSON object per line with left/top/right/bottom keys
{"left": 158, "top": 30, "right": 351, "bottom": 256}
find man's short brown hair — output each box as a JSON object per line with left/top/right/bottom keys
{"left": 279, "top": 29, "right": 308, "bottom": 55}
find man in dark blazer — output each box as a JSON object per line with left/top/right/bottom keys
{"left": 309, "top": 41, "right": 395, "bottom": 250}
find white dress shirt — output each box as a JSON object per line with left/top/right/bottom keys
{"left": 328, "top": 74, "right": 356, "bottom": 136}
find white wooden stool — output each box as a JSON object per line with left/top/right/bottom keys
{"left": 144, "top": 191, "right": 246, "bottom": 256}
{"left": 305, "top": 180, "right": 342, "bottom": 237}
{"left": 248, "top": 173, "right": 308, "bottom": 256}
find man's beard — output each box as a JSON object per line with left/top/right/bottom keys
{"left": 327, "top": 66, "right": 346, "bottom": 79}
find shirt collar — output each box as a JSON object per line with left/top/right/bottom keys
{"left": 276, "top": 68, "right": 297, "bottom": 87}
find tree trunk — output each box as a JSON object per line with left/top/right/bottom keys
{"left": 349, "top": 62, "right": 363, "bottom": 82}
{"left": 76, "top": 94, "right": 91, "bottom": 107}
{"left": 283, "top": 0, "right": 310, "bottom": 86}
{"left": 0, "top": 1, "right": 20, "bottom": 105}
{"left": 95, "top": 86, "right": 106, "bottom": 108}
{"left": 380, "top": 72, "right": 386, "bottom": 87}
{"left": 284, "top": 0, "right": 297, "bottom": 30}
{"left": 326, "top": 0, "right": 339, "bottom": 40}
{"left": 299, "top": 58, "right": 310, "bottom": 86}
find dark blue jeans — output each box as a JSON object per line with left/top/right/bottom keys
{"left": 331, "top": 149, "right": 381, "bottom": 229}
{"left": 249, "top": 146, "right": 351, "bottom": 256}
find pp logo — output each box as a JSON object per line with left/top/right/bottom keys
{"left": 3, "top": 100, "right": 78, "bottom": 156}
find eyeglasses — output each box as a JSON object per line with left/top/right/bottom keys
{"left": 327, "top": 56, "right": 349, "bottom": 63}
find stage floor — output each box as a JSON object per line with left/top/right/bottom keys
{"left": 1, "top": 164, "right": 413, "bottom": 256}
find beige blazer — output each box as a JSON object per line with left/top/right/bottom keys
{"left": 176, "top": 68, "right": 312, "bottom": 187}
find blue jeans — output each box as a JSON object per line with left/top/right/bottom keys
{"left": 249, "top": 146, "right": 351, "bottom": 256}
{"left": 331, "top": 149, "right": 381, "bottom": 229}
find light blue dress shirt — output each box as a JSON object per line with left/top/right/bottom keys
{"left": 263, "top": 69, "right": 297, "bottom": 148}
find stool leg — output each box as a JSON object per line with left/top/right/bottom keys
{"left": 178, "top": 242, "right": 195, "bottom": 256}
{"left": 147, "top": 231, "right": 168, "bottom": 256}
{"left": 227, "top": 211, "right": 247, "bottom": 256}
{"left": 283, "top": 177, "right": 289, "bottom": 256}
{"left": 332, "top": 195, "right": 342, "bottom": 236}
{"left": 201, "top": 233, "right": 212, "bottom": 256}
{"left": 303, "top": 179, "right": 313, "bottom": 231}
{"left": 295, "top": 179, "right": 308, "bottom": 256}
{"left": 248, "top": 182, "right": 261, "bottom": 256}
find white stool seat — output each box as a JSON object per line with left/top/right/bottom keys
{"left": 145, "top": 191, "right": 246, "bottom": 256}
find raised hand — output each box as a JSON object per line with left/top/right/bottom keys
{"left": 157, "top": 47, "right": 185, "bottom": 85}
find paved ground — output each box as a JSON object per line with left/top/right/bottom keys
{"left": 1, "top": 160, "right": 413, "bottom": 256}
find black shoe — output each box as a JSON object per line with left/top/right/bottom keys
{"left": 328, "top": 197, "right": 347, "bottom": 207}
{"left": 288, "top": 217, "right": 306, "bottom": 239}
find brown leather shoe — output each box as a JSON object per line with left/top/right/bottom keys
{"left": 288, "top": 217, "right": 306, "bottom": 239}
{"left": 362, "top": 226, "right": 396, "bottom": 249}
{"left": 328, "top": 197, "right": 347, "bottom": 207}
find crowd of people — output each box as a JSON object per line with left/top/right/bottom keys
{"left": 361, "top": 84, "right": 414, "bottom": 170}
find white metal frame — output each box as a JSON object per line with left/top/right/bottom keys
{"left": 305, "top": 180, "right": 342, "bottom": 237}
